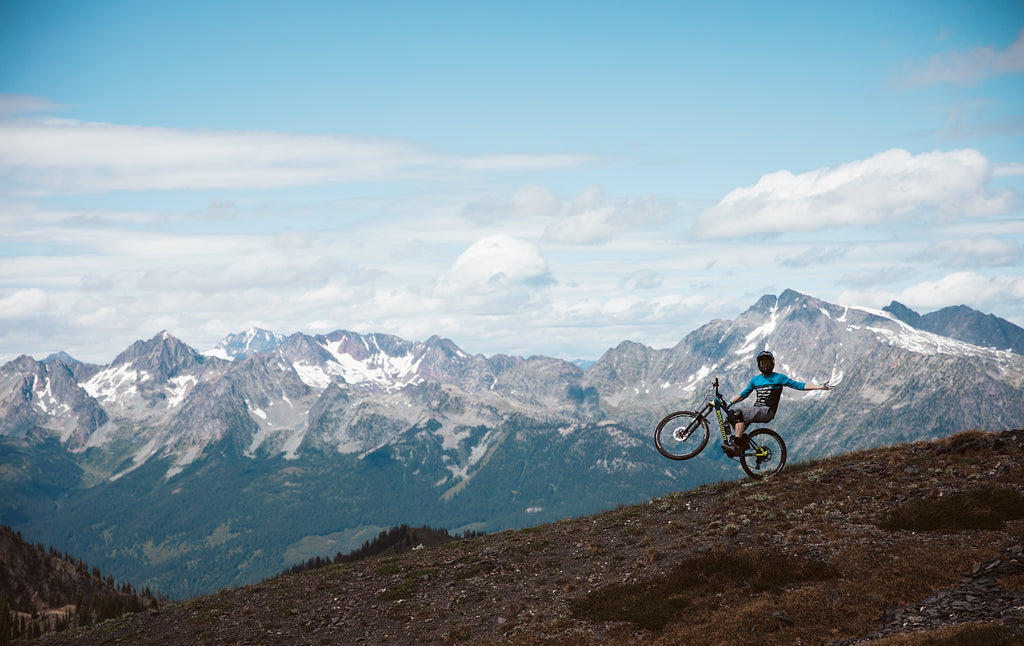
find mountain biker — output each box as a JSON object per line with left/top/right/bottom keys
{"left": 723, "top": 350, "right": 832, "bottom": 457}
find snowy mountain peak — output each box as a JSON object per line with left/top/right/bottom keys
{"left": 205, "top": 327, "right": 286, "bottom": 361}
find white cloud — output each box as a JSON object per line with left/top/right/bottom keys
{"left": 462, "top": 184, "right": 674, "bottom": 242}
{"left": 994, "top": 162, "right": 1024, "bottom": 178}
{"left": 893, "top": 28, "right": 1024, "bottom": 88}
{"left": 900, "top": 273, "right": 1024, "bottom": 309}
{"left": 435, "top": 234, "right": 554, "bottom": 298}
{"left": 619, "top": 270, "right": 663, "bottom": 291}
{"left": 462, "top": 184, "right": 560, "bottom": 223}
{"left": 0, "top": 118, "right": 595, "bottom": 195}
{"left": 544, "top": 185, "right": 673, "bottom": 244}
{"left": 0, "top": 288, "right": 50, "bottom": 319}
{"left": 694, "top": 149, "right": 1014, "bottom": 239}
{"left": 840, "top": 271, "right": 1024, "bottom": 313}
{"left": 913, "top": 237, "right": 1023, "bottom": 268}
{"left": 777, "top": 246, "right": 847, "bottom": 268}
{"left": 839, "top": 267, "right": 912, "bottom": 288}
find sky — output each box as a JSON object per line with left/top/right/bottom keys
{"left": 1, "top": 0, "right": 1023, "bottom": 365}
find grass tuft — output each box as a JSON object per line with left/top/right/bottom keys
{"left": 879, "top": 486, "right": 1024, "bottom": 532}
{"left": 569, "top": 547, "right": 837, "bottom": 630}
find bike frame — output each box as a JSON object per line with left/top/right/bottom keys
{"left": 711, "top": 382, "right": 732, "bottom": 444}
{"left": 683, "top": 378, "right": 733, "bottom": 443}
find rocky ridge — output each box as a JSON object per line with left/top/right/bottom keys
{"left": 838, "top": 548, "right": 1024, "bottom": 644}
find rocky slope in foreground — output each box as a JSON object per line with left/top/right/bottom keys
{"left": 32, "top": 429, "right": 1024, "bottom": 646}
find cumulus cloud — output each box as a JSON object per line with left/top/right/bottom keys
{"left": 694, "top": 149, "right": 1014, "bottom": 239}
{"left": 0, "top": 117, "right": 596, "bottom": 195}
{"left": 435, "top": 234, "right": 554, "bottom": 298}
{"left": 893, "top": 28, "right": 1024, "bottom": 88}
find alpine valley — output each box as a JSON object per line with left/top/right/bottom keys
{"left": 1, "top": 290, "right": 1022, "bottom": 599}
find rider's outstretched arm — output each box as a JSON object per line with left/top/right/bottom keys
{"left": 802, "top": 382, "right": 832, "bottom": 391}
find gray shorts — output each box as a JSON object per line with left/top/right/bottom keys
{"left": 730, "top": 406, "right": 775, "bottom": 425}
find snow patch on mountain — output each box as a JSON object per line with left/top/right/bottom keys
{"left": 31, "top": 376, "right": 66, "bottom": 416}
{"left": 680, "top": 364, "right": 714, "bottom": 392}
{"left": 166, "top": 375, "right": 197, "bottom": 407}
{"left": 293, "top": 362, "right": 332, "bottom": 389}
{"left": 852, "top": 306, "right": 1015, "bottom": 361}
{"left": 737, "top": 302, "right": 782, "bottom": 354}
{"left": 83, "top": 364, "right": 143, "bottom": 402}
{"left": 319, "top": 338, "right": 424, "bottom": 391}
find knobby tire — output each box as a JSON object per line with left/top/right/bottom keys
{"left": 739, "top": 428, "right": 787, "bottom": 479}
{"left": 654, "top": 411, "right": 709, "bottom": 460}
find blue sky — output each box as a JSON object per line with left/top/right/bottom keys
{"left": 1, "top": 0, "right": 1023, "bottom": 363}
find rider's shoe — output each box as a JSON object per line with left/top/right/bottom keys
{"left": 722, "top": 435, "right": 748, "bottom": 457}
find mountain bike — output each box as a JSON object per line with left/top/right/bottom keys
{"left": 654, "top": 378, "right": 787, "bottom": 479}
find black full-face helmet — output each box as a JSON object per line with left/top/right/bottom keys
{"left": 756, "top": 350, "right": 775, "bottom": 375}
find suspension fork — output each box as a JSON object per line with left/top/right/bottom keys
{"left": 682, "top": 403, "right": 712, "bottom": 438}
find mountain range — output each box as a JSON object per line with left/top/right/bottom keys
{"left": 1, "top": 289, "right": 1022, "bottom": 598}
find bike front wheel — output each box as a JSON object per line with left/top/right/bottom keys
{"left": 654, "top": 411, "right": 709, "bottom": 460}
{"left": 740, "top": 428, "right": 787, "bottom": 479}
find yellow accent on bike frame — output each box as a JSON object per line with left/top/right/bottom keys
{"left": 714, "top": 403, "right": 729, "bottom": 441}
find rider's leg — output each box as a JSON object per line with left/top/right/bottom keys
{"left": 727, "top": 407, "right": 748, "bottom": 444}
{"left": 733, "top": 420, "right": 746, "bottom": 441}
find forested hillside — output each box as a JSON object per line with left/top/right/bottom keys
{"left": 0, "top": 525, "right": 161, "bottom": 644}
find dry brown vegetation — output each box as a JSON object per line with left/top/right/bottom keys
{"left": 31, "top": 429, "right": 1024, "bottom": 646}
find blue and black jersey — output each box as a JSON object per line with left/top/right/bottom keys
{"left": 737, "top": 372, "right": 805, "bottom": 413}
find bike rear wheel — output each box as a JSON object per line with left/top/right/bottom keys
{"left": 740, "top": 428, "right": 786, "bottom": 479}
{"left": 654, "top": 411, "right": 709, "bottom": 460}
